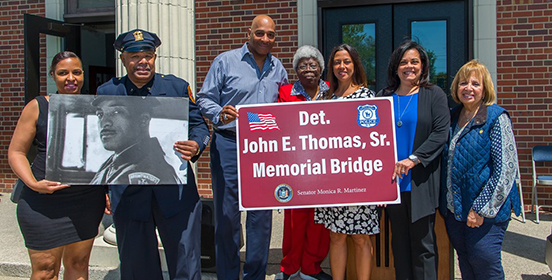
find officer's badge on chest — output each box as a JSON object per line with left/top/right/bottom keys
{"left": 128, "top": 172, "right": 161, "bottom": 184}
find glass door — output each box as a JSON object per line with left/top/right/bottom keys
{"left": 24, "top": 14, "right": 80, "bottom": 104}
{"left": 394, "top": 1, "right": 468, "bottom": 95}
{"left": 321, "top": 5, "right": 392, "bottom": 92}
{"left": 24, "top": 14, "right": 116, "bottom": 101}
{"left": 321, "top": 1, "right": 469, "bottom": 96}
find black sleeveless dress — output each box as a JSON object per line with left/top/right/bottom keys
{"left": 16, "top": 96, "right": 106, "bottom": 250}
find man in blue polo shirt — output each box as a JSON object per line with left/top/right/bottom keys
{"left": 197, "top": 14, "right": 288, "bottom": 280}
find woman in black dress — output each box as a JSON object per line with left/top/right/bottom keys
{"left": 8, "top": 51, "right": 106, "bottom": 279}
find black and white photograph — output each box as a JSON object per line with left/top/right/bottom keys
{"left": 46, "top": 94, "right": 189, "bottom": 185}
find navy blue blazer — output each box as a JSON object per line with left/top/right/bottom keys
{"left": 97, "top": 73, "right": 210, "bottom": 220}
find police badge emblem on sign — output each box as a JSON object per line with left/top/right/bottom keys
{"left": 357, "top": 104, "right": 379, "bottom": 128}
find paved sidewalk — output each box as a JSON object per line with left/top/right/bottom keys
{"left": 499, "top": 213, "right": 552, "bottom": 280}
{"left": 0, "top": 193, "right": 551, "bottom": 279}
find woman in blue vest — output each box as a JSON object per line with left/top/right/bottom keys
{"left": 440, "top": 59, "right": 521, "bottom": 280}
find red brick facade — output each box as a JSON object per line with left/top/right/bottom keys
{"left": 0, "top": 1, "right": 46, "bottom": 193}
{"left": 1, "top": 0, "right": 550, "bottom": 211}
{"left": 194, "top": 0, "right": 298, "bottom": 197}
{"left": 496, "top": 0, "right": 552, "bottom": 208}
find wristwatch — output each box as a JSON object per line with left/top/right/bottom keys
{"left": 408, "top": 154, "right": 420, "bottom": 165}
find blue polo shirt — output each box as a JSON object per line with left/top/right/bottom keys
{"left": 196, "top": 43, "right": 288, "bottom": 132}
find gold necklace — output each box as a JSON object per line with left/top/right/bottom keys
{"left": 335, "top": 84, "right": 357, "bottom": 98}
{"left": 459, "top": 105, "right": 480, "bottom": 127}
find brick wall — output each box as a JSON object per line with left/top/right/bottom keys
{"left": 0, "top": 1, "right": 46, "bottom": 193}
{"left": 194, "top": 0, "right": 298, "bottom": 197}
{"left": 2, "top": 0, "right": 548, "bottom": 211}
{"left": 496, "top": 0, "right": 552, "bottom": 209}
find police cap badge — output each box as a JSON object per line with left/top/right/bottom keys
{"left": 113, "top": 29, "right": 162, "bottom": 52}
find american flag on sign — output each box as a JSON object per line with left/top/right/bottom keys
{"left": 247, "top": 112, "right": 280, "bottom": 131}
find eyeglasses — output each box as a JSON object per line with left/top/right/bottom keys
{"left": 297, "top": 63, "right": 319, "bottom": 71}
{"left": 253, "top": 30, "right": 276, "bottom": 39}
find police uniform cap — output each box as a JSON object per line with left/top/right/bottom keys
{"left": 92, "top": 96, "right": 162, "bottom": 114}
{"left": 114, "top": 29, "right": 161, "bottom": 52}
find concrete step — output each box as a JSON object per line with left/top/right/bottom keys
{"left": 0, "top": 197, "right": 304, "bottom": 279}
{"left": 0, "top": 195, "right": 219, "bottom": 279}
{"left": 0, "top": 261, "right": 119, "bottom": 280}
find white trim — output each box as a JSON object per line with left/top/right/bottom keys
{"left": 45, "top": 0, "right": 64, "bottom": 94}
{"left": 473, "top": 0, "right": 497, "bottom": 91}
{"left": 297, "top": 0, "right": 318, "bottom": 48}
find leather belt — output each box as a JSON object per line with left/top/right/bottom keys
{"left": 214, "top": 128, "right": 236, "bottom": 138}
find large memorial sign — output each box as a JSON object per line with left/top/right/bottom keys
{"left": 237, "top": 97, "right": 399, "bottom": 210}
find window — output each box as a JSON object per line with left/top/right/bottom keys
{"left": 411, "top": 20, "right": 448, "bottom": 91}
{"left": 342, "top": 23, "right": 377, "bottom": 90}
{"left": 65, "top": 0, "right": 115, "bottom": 23}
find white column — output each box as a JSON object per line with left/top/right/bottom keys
{"left": 45, "top": 0, "right": 63, "bottom": 94}
{"left": 297, "top": 0, "right": 318, "bottom": 48}
{"left": 473, "top": 0, "right": 497, "bottom": 88}
{"left": 116, "top": 0, "right": 196, "bottom": 92}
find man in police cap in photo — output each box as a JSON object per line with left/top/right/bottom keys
{"left": 97, "top": 29, "right": 210, "bottom": 280}
{"left": 90, "top": 96, "right": 181, "bottom": 185}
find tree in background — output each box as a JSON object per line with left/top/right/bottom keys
{"left": 342, "top": 24, "right": 376, "bottom": 89}
{"left": 426, "top": 49, "right": 448, "bottom": 91}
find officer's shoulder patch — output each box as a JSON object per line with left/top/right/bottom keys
{"left": 187, "top": 84, "right": 195, "bottom": 103}
{"left": 128, "top": 172, "right": 161, "bottom": 185}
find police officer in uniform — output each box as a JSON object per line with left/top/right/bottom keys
{"left": 90, "top": 97, "right": 182, "bottom": 185}
{"left": 97, "top": 29, "right": 210, "bottom": 280}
